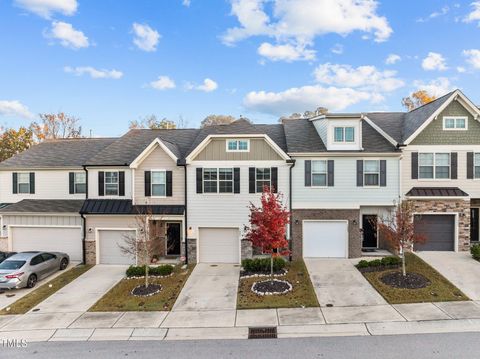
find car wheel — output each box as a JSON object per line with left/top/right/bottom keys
{"left": 27, "top": 274, "right": 37, "bottom": 288}
{"left": 60, "top": 258, "right": 69, "bottom": 270}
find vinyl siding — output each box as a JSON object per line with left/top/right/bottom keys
{"left": 194, "top": 138, "right": 283, "bottom": 161}
{"left": 0, "top": 170, "right": 86, "bottom": 203}
{"left": 87, "top": 167, "right": 132, "bottom": 199}
{"left": 1, "top": 214, "right": 82, "bottom": 237}
{"left": 84, "top": 215, "right": 137, "bottom": 241}
{"left": 187, "top": 160, "right": 289, "bottom": 238}
{"left": 313, "top": 119, "right": 328, "bottom": 145}
{"left": 134, "top": 146, "right": 184, "bottom": 205}
{"left": 292, "top": 156, "right": 400, "bottom": 209}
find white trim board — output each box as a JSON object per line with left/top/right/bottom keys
{"left": 130, "top": 138, "right": 178, "bottom": 169}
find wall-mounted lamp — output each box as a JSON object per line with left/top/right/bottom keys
{"left": 88, "top": 227, "right": 93, "bottom": 233}
{"left": 2, "top": 225, "right": 6, "bottom": 230}
{"left": 352, "top": 219, "right": 358, "bottom": 225}
{"left": 294, "top": 219, "right": 299, "bottom": 225}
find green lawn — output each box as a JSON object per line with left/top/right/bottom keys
{"left": 0, "top": 264, "right": 93, "bottom": 315}
{"left": 89, "top": 264, "right": 194, "bottom": 312}
{"left": 361, "top": 253, "right": 468, "bottom": 304}
{"left": 237, "top": 260, "right": 319, "bottom": 309}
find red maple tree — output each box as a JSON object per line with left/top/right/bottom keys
{"left": 244, "top": 186, "right": 290, "bottom": 275}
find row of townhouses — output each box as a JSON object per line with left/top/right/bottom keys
{"left": 0, "top": 89, "right": 479, "bottom": 265}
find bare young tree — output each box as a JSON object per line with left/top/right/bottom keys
{"left": 30, "top": 112, "right": 82, "bottom": 141}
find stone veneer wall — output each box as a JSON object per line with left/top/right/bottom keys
{"left": 411, "top": 199, "right": 471, "bottom": 251}
{"left": 85, "top": 240, "right": 96, "bottom": 265}
{"left": 187, "top": 238, "right": 197, "bottom": 263}
{"left": 291, "top": 209, "right": 362, "bottom": 259}
{"left": 241, "top": 240, "right": 253, "bottom": 260}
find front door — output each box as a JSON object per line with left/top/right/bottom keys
{"left": 362, "top": 215, "right": 378, "bottom": 248}
{"left": 166, "top": 223, "right": 181, "bottom": 255}
{"left": 471, "top": 208, "right": 479, "bottom": 243}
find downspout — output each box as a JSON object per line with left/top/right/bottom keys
{"left": 287, "top": 159, "right": 296, "bottom": 262}
{"left": 181, "top": 161, "right": 189, "bottom": 264}
{"left": 81, "top": 165, "right": 89, "bottom": 264}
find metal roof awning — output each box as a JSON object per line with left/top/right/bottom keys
{"left": 406, "top": 187, "right": 469, "bottom": 198}
{"left": 80, "top": 199, "right": 184, "bottom": 215}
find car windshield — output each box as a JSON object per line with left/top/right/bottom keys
{"left": 0, "top": 260, "right": 26, "bottom": 270}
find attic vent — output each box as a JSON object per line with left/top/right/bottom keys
{"left": 248, "top": 327, "right": 277, "bottom": 339}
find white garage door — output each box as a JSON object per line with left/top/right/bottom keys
{"left": 98, "top": 229, "right": 136, "bottom": 265}
{"left": 303, "top": 221, "right": 348, "bottom": 258}
{"left": 199, "top": 228, "right": 240, "bottom": 263}
{"left": 11, "top": 226, "right": 82, "bottom": 261}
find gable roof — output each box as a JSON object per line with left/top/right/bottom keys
{"left": 0, "top": 138, "right": 117, "bottom": 169}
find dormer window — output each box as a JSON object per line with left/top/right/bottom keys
{"left": 334, "top": 127, "right": 355, "bottom": 143}
{"left": 443, "top": 116, "right": 467, "bottom": 130}
{"left": 226, "top": 139, "right": 249, "bottom": 152}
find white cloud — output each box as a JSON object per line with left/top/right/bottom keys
{"left": 457, "top": 66, "right": 466, "bottom": 73}
{"left": 413, "top": 77, "right": 453, "bottom": 97}
{"left": 243, "top": 85, "right": 372, "bottom": 116}
{"left": 416, "top": 5, "right": 449, "bottom": 22}
{"left": 45, "top": 21, "right": 89, "bottom": 49}
{"left": 0, "top": 100, "right": 34, "bottom": 119}
{"left": 464, "top": 2, "right": 480, "bottom": 25}
{"left": 182, "top": 0, "right": 191, "bottom": 6}
{"left": 149, "top": 76, "right": 176, "bottom": 90}
{"left": 421, "top": 52, "right": 448, "bottom": 71}
{"left": 257, "top": 42, "right": 315, "bottom": 61}
{"left": 463, "top": 49, "right": 480, "bottom": 69}
{"left": 132, "top": 23, "right": 161, "bottom": 52}
{"left": 64, "top": 66, "right": 123, "bottom": 79}
{"left": 313, "top": 63, "right": 404, "bottom": 92}
{"left": 330, "top": 43, "right": 344, "bottom": 55}
{"left": 14, "top": 0, "right": 77, "bottom": 18}
{"left": 385, "top": 53, "right": 401, "bottom": 65}
{"left": 186, "top": 78, "right": 218, "bottom": 92}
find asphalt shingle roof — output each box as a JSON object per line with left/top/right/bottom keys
{"left": 0, "top": 199, "right": 84, "bottom": 213}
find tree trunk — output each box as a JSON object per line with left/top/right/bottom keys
{"left": 401, "top": 250, "right": 406, "bottom": 277}
{"left": 145, "top": 264, "right": 149, "bottom": 288}
{"left": 270, "top": 254, "right": 274, "bottom": 277}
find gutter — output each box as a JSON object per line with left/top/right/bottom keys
{"left": 178, "top": 159, "right": 189, "bottom": 264}
{"left": 81, "top": 165, "right": 88, "bottom": 264}
{"left": 287, "top": 159, "right": 296, "bottom": 261}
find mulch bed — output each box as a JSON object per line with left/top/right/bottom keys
{"left": 252, "top": 279, "right": 292, "bottom": 295}
{"left": 357, "top": 264, "right": 400, "bottom": 273}
{"left": 380, "top": 271, "right": 430, "bottom": 289}
{"left": 131, "top": 284, "right": 162, "bottom": 297}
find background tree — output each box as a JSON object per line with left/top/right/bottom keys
{"left": 30, "top": 112, "right": 82, "bottom": 141}
{"left": 279, "top": 107, "right": 328, "bottom": 122}
{"left": 402, "top": 90, "right": 436, "bottom": 111}
{"left": 129, "top": 114, "right": 177, "bottom": 129}
{"left": 0, "top": 127, "right": 35, "bottom": 161}
{"left": 200, "top": 114, "right": 236, "bottom": 128}
{"left": 377, "top": 200, "right": 427, "bottom": 276}
{"left": 243, "top": 186, "right": 290, "bottom": 275}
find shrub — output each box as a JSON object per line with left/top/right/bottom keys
{"left": 471, "top": 244, "right": 480, "bottom": 261}
{"left": 369, "top": 259, "right": 382, "bottom": 267}
{"left": 150, "top": 264, "right": 174, "bottom": 276}
{"left": 126, "top": 265, "right": 146, "bottom": 277}
{"left": 126, "top": 264, "right": 174, "bottom": 277}
{"left": 242, "top": 257, "right": 286, "bottom": 272}
{"left": 357, "top": 260, "right": 370, "bottom": 269}
{"left": 381, "top": 256, "right": 401, "bottom": 266}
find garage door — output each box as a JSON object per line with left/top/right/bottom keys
{"left": 98, "top": 230, "right": 136, "bottom": 265}
{"left": 199, "top": 228, "right": 240, "bottom": 263}
{"left": 303, "top": 221, "right": 348, "bottom": 258}
{"left": 11, "top": 226, "right": 82, "bottom": 261}
{"left": 414, "top": 215, "right": 455, "bottom": 251}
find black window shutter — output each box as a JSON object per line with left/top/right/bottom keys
{"left": 98, "top": 171, "right": 105, "bottom": 196}
{"left": 305, "top": 160, "right": 311, "bottom": 187}
{"left": 234, "top": 168, "right": 240, "bottom": 194}
{"left": 411, "top": 152, "right": 418, "bottom": 179}
{"left": 196, "top": 168, "right": 203, "bottom": 194}
{"left": 12, "top": 173, "right": 18, "bottom": 194}
{"left": 327, "top": 160, "right": 334, "bottom": 187}
{"left": 467, "top": 152, "right": 474, "bottom": 179}
{"left": 451, "top": 152, "right": 458, "bottom": 179}
{"left": 380, "top": 160, "right": 387, "bottom": 187}
{"left": 69, "top": 172, "right": 75, "bottom": 194}
{"left": 249, "top": 167, "right": 256, "bottom": 193}
{"left": 144, "top": 171, "right": 151, "bottom": 197}
{"left": 119, "top": 171, "right": 125, "bottom": 196}
{"left": 166, "top": 171, "right": 173, "bottom": 197}
{"left": 271, "top": 167, "right": 278, "bottom": 193}
{"left": 29, "top": 172, "right": 35, "bottom": 194}
{"left": 357, "top": 160, "right": 364, "bottom": 187}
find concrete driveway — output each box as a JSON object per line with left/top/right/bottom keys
{"left": 30, "top": 265, "right": 127, "bottom": 313}
{"left": 305, "top": 258, "right": 387, "bottom": 307}
{"left": 417, "top": 252, "right": 480, "bottom": 300}
{"left": 172, "top": 264, "right": 240, "bottom": 311}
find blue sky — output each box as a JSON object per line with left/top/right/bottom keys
{"left": 1, "top": 0, "right": 480, "bottom": 136}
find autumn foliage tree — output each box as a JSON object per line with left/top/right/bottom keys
{"left": 30, "top": 112, "right": 82, "bottom": 141}
{"left": 0, "top": 127, "right": 35, "bottom": 161}
{"left": 244, "top": 186, "right": 290, "bottom": 275}
{"left": 129, "top": 115, "right": 177, "bottom": 130}
{"left": 377, "top": 200, "right": 427, "bottom": 276}
{"left": 402, "top": 90, "right": 436, "bottom": 111}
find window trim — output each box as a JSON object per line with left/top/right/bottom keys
{"left": 363, "top": 159, "right": 380, "bottom": 187}
{"left": 443, "top": 116, "right": 468, "bottom": 131}
{"left": 104, "top": 171, "right": 119, "bottom": 196}
{"left": 333, "top": 126, "right": 355, "bottom": 143}
{"left": 202, "top": 168, "right": 234, "bottom": 194}
{"left": 474, "top": 153, "right": 480, "bottom": 180}
{"left": 418, "top": 152, "right": 451, "bottom": 180}
{"left": 311, "top": 160, "right": 328, "bottom": 188}
{"left": 255, "top": 167, "right": 271, "bottom": 193}
{"left": 226, "top": 139, "right": 250, "bottom": 152}
{"left": 150, "top": 169, "right": 167, "bottom": 198}
{"left": 16, "top": 172, "right": 31, "bottom": 194}
{"left": 73, "top": 172, "right": 86, "bottom": 194}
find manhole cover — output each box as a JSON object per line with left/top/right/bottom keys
{"left": 248, "top": 327, "right": 277, "bottom": 339}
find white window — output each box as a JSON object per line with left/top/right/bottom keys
{"left": 364, "top": 160, "right": 380, "bottom": 186}
{"left": 226, "top": 139, "right": 249, "bottom": 152}
{"left": 17, "top": 173, "right": 30, "bottom": 194}
{"left": 256, "top": 168, "right": 271, "bottom": 192}
{"left": 443, "top": 116, "right": 467, "bottom": 130}
{"left": 74, "top": 172, "right": 86, "bottom": 194}
{"left": 333, "top": 127, "right": 355, "bottom": 142}
{"left": 311, "top": 160, "right": 327, "bottom": 187}
{"left": 419, "top": 153, "right": 450, "bottom": 179}
{"left": 105, "top": 171, "right": 119, "bottom": 195}
{"left": 151, "top": 171, "right": 166, "bottom": 197}
{"left": 203, "top": 168, "right": 233, "bottom": 193}
{"left": 475, "top": 154, "right": 480, "bottom": 179}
